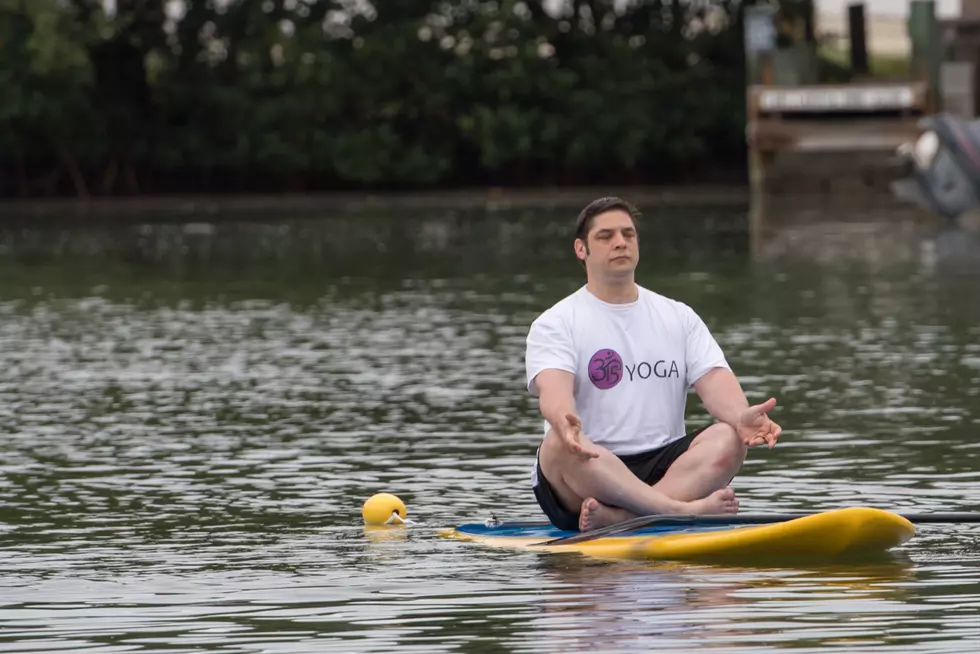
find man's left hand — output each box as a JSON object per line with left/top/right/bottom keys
{"left": 736, "top": 397, "right": 782, "bottom": 449}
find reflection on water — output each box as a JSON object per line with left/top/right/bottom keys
{"left": 0, "top": 204, "right": 978, "bottom": 652}
{"left": 525, "top": 559, "right": 928, "bottom": 651}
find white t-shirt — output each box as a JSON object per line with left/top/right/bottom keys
{"left": 525, "top": 285, "right": 730, "bottom": 483}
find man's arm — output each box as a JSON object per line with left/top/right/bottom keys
{"left": 693, "top": 367, "right": 781, "bottom": 448}
{"left": 534, "top": 369, "right": 599, "bottom": 459}
{"left": 692, "top": 367, "right": 750, "bottom": 427}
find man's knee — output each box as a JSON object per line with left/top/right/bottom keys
{"left": 539, "top": 428, "right": 569, "bottom": 480}
{"left": 541, "top": 427, "right": 600, "bottom": 461}
{"left": 540, "top": 428, "right": 563, "bottom": 462}
{"left": 698, "top": 423, "right": 747, "bottom": 471}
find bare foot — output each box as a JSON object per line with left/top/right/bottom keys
{"left": 687, "top": 487, "right": 739, "bottom": 515}
{"left": 579, "top": 497, "right": 634, "bottom": 531}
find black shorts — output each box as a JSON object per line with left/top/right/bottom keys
{"left": 532, "top": 426, "right": 708, "bottom": 532}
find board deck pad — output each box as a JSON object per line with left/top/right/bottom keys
{"left": 446, "top": 507, "right": 916, "bottom": 564}
{"left": 456, "top": 521, "right": 750, "bottom": 540}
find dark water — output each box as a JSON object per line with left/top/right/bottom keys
{"left": 0, "top": 205, "right": 979, "bottom": 653}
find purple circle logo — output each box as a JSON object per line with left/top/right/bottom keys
{"left": 588, "top": 349, "right": 623, "bottom": 390}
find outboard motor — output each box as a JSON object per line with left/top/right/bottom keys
{"left": 892, "top": 112, "right": 980, "bottom": 220}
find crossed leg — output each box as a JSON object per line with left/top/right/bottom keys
{"left": 537, "top": 423, "right": 748, "bottom": 531}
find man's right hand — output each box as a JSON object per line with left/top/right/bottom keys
{"left": 560, "top": 413, "right": 601, "bottom": 460}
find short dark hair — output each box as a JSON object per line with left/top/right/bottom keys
{"left": 574, "top": 196, "right": 641, "bottom": 241}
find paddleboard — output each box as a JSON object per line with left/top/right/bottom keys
{"left": 446, "top": 507, "right": 915, "bottom": 564}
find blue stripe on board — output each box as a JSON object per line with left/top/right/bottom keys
{"left": 455, "top": 522, "right": 748, "bottom": 540}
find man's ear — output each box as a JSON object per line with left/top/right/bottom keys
{"left": 574, "top": 238, "right": 587, "bottom": 262}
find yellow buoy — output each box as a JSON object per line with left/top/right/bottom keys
{"left": 362, "top": 493, "right": 407, "bottom": 526}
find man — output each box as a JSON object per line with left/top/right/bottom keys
{"left": 524, "top": 197, "right": 782, "bottom": 532}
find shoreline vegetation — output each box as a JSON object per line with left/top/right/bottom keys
{"left": 0, "top": 185, "right": 750, "bottom": 220}
{"left": 1, "top": 2, "right": 924, "bottom": 215}
{"left": 1, "top": 1, "right": 753, "bottom": 201}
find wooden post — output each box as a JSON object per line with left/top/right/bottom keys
{"left": 743, "top": 5, "right": 777, "bottom": 201}
{"left": 744, "top": 4, "right": 777, "bottom": 86}
{"left": 803, "top": 0, "right": 816, "bottom": 43}
{"left": 848, "top": 2, "right": 869, "bottom": 76}
{"left": 941, "top": 61, "right": 976, "bottom": 117}
{"left": 909, "top": 0, "right": 939, "bottom": 111}
{"left": 962, "top": 0, "right": 980, "bottom": 20}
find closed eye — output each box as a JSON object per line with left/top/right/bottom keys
{"left": 595, "top": 229, "right": 635, "bottom": 240}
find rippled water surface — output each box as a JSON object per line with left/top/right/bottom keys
{"left": 1, "top": 206, "right": 979, "bottom": 653}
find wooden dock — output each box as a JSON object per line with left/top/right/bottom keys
{"left": 747, "top": 81, "right": 929, "bottom": 199}
{"left": 742, "top": 1, "right": 951, "bottom": 205}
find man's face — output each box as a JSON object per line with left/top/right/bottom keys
{"left": 575, "top": 210, "right": 638, "bottom": 278}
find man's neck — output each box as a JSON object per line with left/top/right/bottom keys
{"left": 586, "top": 278, "right": 638, "bottom": 304}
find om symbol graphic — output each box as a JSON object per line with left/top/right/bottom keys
{"left": 588, "top": 349, "right": 624, "bottom": 390}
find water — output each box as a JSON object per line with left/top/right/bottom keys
{"left": 0, "top": 205, "right": 979, "bottom": 653}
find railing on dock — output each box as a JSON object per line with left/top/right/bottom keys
{"left": 748, "top": 81, "right": 929, "bottom": 155}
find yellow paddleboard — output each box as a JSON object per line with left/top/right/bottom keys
{"left": 446, "top": 507, "right": 915, "bottom": 564}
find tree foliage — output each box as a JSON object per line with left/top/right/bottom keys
{"left": 0, "top": 0, "right": 760, "bottom": 197}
